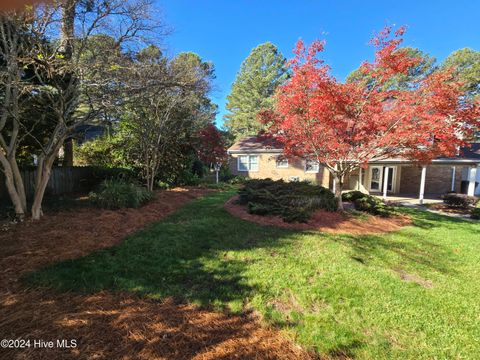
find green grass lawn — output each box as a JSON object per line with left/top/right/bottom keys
{"left": 27, "top": 190, "right": 480, "bottom": 359}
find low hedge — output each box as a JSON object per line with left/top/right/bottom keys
{"left": 472, "top": 202, "right": 480, "bottom": 220}
{"left": 342, "top": 190, "right": 393, "bottom": 217}
{"left": 443, "top": 193, "right": 478, "bottom": 209}
{"left": 238, "top": 179, "right": 337, "bottom": 223}
{"left": 342, "top": 190, "right": 367, "bottom": 202}
{"left": 90, "top": 179, "right": 152, "bottom": 209}
{"left": 354, "top": 195, "right": 393, "bottom": 217}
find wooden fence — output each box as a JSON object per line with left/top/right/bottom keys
{"left": 0, "top": 166, "right": 96, "bottom": 204}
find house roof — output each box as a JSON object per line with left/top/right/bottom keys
{"left": 461, "top": 142, "right": 480, "bottom": 160}
{"left": 227, "top": 136, "right": 284, "bottom": 154}
{"left": 228, "top": 136, "right": 480, "bottom": 164}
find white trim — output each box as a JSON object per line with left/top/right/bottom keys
{"left": 386, "top": 166, "right": 397, "bottom": 193}
{"left": 237, "top": 155, "right": 259, "bottom": 172}
{"left": 369, "top": 166, "right": 383, "bottom": 191}
{"left": 383, "top": 166, "right": 390, "bottom": 200}
{"left": 370, "top": 159, "right": 480, "bottom": 165}
{"left": 357, "top": 168, "right": 363, "bottom": 191}
{"left": 228, "top": 149, "right": 283, "bottom": 154}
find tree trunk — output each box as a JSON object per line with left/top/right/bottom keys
{"left": 32, "top": 156, "right": 51, "bottom": 220}
{"left": 146, "top": 173, "right": 154, "bottom": 192}
{"left": 59, "top": 0, "right": 76, "bottom": 59}
{"left": 31, "top": 152, "right": 57, "bottom": 220}
{"left": 0, "top": 155, "right": 25, "bottom": 220}
{"left": 334, "top": 175, "right": 344, "bottom": 211}
{"left": 62, "top": 138, "right": 74, "bottom": 167}
{"left": 215, "top": 170, "right": 219, "bottom": 184}
{"left": 9, "top": 155, "right": 27, "bottom": 211}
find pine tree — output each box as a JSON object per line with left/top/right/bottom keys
{"left": 346, "top": 47, "right": 436, "bottom": 90}
{"left": 224, "top": 42, "right": 287, "bottom": 139}
{"left": 442, "top": 48, "right": 480, "bottom": 98}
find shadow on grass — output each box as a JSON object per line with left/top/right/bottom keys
{"left": 24, "top": 191, "right": 295, "bottom": 309}
{"left": 22, "top": 192, "right": 478, "bottom": 358}
{"left": 333, "top": 208, "right": 479, "bottom": 275}
{"left": 398, "top": 206, "right": 478, "bottom": 232}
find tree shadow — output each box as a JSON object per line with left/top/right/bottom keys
{"left": 398, "top": 206, "right": 478, "bottom": 234}
{"left": 23, "top": 191, "right": 298, "bottom": 309}
{"left": 332, "top": 207, "right": 478, "bottom": 275}
{"left": 3, "top": 190, "right": 313, "bottom": 359}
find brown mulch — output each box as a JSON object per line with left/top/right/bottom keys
{"left": 428, "top": 203, "right": 473, "bottom": 215}
{"left": 0, "top": 188, "right": 314, "bottom": 360}
{"left": 224, "top": 196, "right": 411, "bottom": 235}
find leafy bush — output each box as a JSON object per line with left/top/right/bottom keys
{"left": 90, "top": 179, "right": 152, "bottom": 209}
{"left": 157, "top": 181, "right": 171, "bottom": 190}
{"left": 342, "top": 190, "right": 367, "bottom": 202}
{"left": 199, "top": 182, "right": 237, "bottom": 191}
{"left": 443, "top": 193, "right": 478, "bottom": 209}
{"left": 471, "top": 208, "right": 480, "bottom": 220}
{"left": 80, "top": 166, "right": 138, "bottom": 191}
{"left": 354, "top": 195, "right": 392, "bottom": 217}
{"left": 75, "top": 136, "right": 127, "bottom": 168}
{"left": 226, "top": 176, "right": 247, "bottom": 185}
{"left": 472, "top": 202, "right": 480, "bottom": 220}
{"left": 238, "top": 178, "right": 337, "bottom": 222}
{"left": 175, "top": 171, "right": 201, "bottom": 186}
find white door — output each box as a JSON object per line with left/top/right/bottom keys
{"left": 369, "top": 166, "right": 383, "bottom": 191}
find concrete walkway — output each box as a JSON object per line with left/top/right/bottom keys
{"left": 373, "top": 195, "right": 475, "bottom": 220}
{"left": 373, "top": 195, "right": 442, "bottom": 206}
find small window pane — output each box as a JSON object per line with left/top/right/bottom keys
{"left": 306, "top": 159, "right": 319, "bottom": 173}
{"left": 249, "top": 156, "right": 259, "bottom": 171}
{"left": 238, "top": 156, "right": 249, "bottom": 171}
{"left": 276, "top": 157, "right": 288, "bottom": 168}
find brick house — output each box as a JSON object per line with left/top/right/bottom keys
{"left": 227, "top": 136, "right": 480, "bottom": 201}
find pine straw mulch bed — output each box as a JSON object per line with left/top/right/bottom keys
{"left": 0, "top": 188, "right": 313, "bottom": 360}
{"left": 225, "top": 196, "right": 411, "bottom": 235}
{"left": 427, "top": 203, "right": 473, "bottom": 215}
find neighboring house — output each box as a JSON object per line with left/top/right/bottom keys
{"left": 75, "top": 124, "right": 106, "bottom": 145}
{"left": 227, "top": 136, "right": 480, "bottom": 200}
{"left": 227, "top": 136, "right": 330, "bottom": 188}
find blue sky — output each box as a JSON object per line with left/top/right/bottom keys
{"left": 157, "top": 0, "right": 479, "bottom": 127}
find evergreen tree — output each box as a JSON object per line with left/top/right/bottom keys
{"left": 346, "top": 47, "right": 436, "bottom": 90}
{"left": 442, "top": 48, "right": 480, "bottom": 98}
{"left": 224, "top": 42, "right": 287, "bottom": 139}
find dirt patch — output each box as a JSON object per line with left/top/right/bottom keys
{"left": 395, "top": 270, "right": 433, "bottom": 288}
{"left": 0, "top": 188, "right": 313, "bottom": 360}
{"left": 225, "top": 196, "right": 411, "bottom": 235}
{"left": 269, "top": 289, "right": 304, "bottom": 314}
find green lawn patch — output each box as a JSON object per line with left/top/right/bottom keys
{"left": 26, "top": 190, "right": 480, "bottom": 359}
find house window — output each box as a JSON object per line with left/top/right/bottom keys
{"left": 238, "top": 155, "right": 259, "bottom": 172}
{"left": 276, "top": 157, "right": 288, "bottom": 168}
{"left": 305, "top": 159, "right": 319, "bottom": 173}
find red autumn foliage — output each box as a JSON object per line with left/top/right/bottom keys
{"left": 260, "top": 26, "right": 480, "bottom": 207}
{"left": 196, "top": 123, "right": 227, "bottom": 168}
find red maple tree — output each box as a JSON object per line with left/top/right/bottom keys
{"left": 260, "top": 26, "right": 480, "bottom": 209}
{"left": 196, "top": 123, "right": 227, "bottom": 183}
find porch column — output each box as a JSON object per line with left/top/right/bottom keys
{"left": 451, "top": 166, "right": 456, "bottom": 192}
{"left": 467, "top": 165, "right": 478, "bottom": 196}
{"left": 382, "top": 166, "right": 389, "bottom": 200}
{"left": 419, "top": 166, "right": 427, "bottom": 205}
{"left": 358, "top": 167, "right": 363, "bottom": 191}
